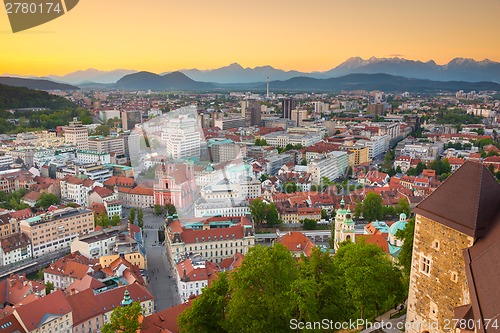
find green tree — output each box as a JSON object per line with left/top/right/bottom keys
{"left": 283, "top": 181, "right": 297, "bottom": 193}
{"left": 303, "top": 218, "right": 317, "bottom": 230}
{"left": 353, "top": 200, "right": 363, "bottom": 220}
{"left": 395, "top": 217, "right": 415, "bottom": 288}
{"left": 153, "top": 204, "right": 163, "bottom": 216}
{"left": 100, "top": 214, "right": 110, "bottom": 228}
{"left": 128, "top": 208, "right": 136, "bottom": 224}
{"left": 406, "top": 167, "right": 417, "bottom": 176}
{"left": 93, "top": 125, "right": 110, "bottom": 136}
{"left": 35, "top": 193, "right": 60, "bottom": 210}
{"left": 290, "top": 247, "right": 354, "bottom": 326}
{"left": 395, "top": 197, "right": 411, "bottom": 217}
{"left": 165, "top": 204, "right": 177, "bottom": 216}
{"left": 335, "top": 241, "right": 405, "bottom": 320}
{"left": 102, "top": 301, "right": 142, "bottom": 333}
{"left": 259, "top": 174, "right": 269, "bottom": 182}
{"left": 488, "top": 163, "right": 496, "bottom": 174}
{"left": 265, "top": 202, "right": 280, "bottom": 227}
{"left": 300, "top": 158, "right": 307, "bottom": 166}
{"left": 415, "top": 161, "right": 426, "bottom": 175}
{"left": 428, "top": 157, "right": 451, "bottom": 176}
{"left": 225, "top": 244, "right": 298, "bottom": 332}
{"left": 111, "top": 214, "right": 121, "bottom": 226}
{"left": 178, "top": 272, "right": 230, "bottom": 333}
{"left": 249, "top": 199, "right": 267, "bottom": 226}
{"left": 361, "top": 192, "right": 384, "bottom": 222}
{"left": 254, "top": 138, "right": 267, "bottom": 146}
{"left": 45, "top": 282, "right": 54, "bottom": 294}
{"left": 137, "top": 208, "right": 144, "bottom": 228}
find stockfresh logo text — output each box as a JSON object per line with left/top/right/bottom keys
{"left": 4, "top": 0, "right": 79, "bottom": 33}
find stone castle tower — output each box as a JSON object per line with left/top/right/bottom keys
{"left": 406, "top": 161, "right": 500, "bottom": 333}
{"left": 334, "top": 198, "right": 356, "bottom": 251}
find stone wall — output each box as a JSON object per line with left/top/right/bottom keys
{"left": 406, "top": 214, "right": 473, "bottom": 333}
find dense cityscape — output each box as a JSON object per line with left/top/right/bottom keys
{"left": 1, "top": 0, "right": 500, "bottom": 332}
{"left": 0, "top": 79, "right": 499, "bottom": 332}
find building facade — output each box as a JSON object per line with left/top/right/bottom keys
{"left": 20, "top": 207, "right": 94, "bottom": 258}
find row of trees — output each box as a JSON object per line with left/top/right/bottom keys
{"left": 353, "top": 193, "right": 411, "bottom": 222}
{"left": 178, "top": 242, "right": 405, "bottom": 332}
{"left": 128, "top": 208, "right": 144, "bottom": 228}
{"left": 95, "top": 213, "right": 121, "bottom": 228}
{"left": 153, "top": 203, "right": 177, "bottom": 216}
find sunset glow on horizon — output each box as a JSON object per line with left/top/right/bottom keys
{"left": 1, "top": 0, "right": 500, "bottom": 76}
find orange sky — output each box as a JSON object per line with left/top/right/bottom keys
{"left": 1, "top": 0, "right": 500, "bottom": 75}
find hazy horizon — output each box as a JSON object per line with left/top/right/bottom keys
{"left": 1, "top": 0, "right": 500, "bottom": 76}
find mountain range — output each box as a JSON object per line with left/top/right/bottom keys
{"left": 259, "top": 73, "right": 500, "bottom": 93}
{"left": 3, "top": 57, "right": 500, "bottom": 85}
{"left": 0, "top": 77, "right": 78, "bottom": 91}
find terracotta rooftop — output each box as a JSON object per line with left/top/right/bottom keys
{"left": 0, "top": 314, "right": 26, "bottom": 333}
{"left": 103, "top": 176, "right": 135, "bottom": 188}
{"left": 356, "top": 234, "right": 389, "bottom": 253}
{"left": 140, "top": 301, "right": 193, "bottom": 333}
{"left": 0, "top": 275, "right": 44, "bottom": 308}
{"left": 21, "top": 191, "right": 40, "bottom": 203}
{"left": 218, "top": 252, "right": 244, "bottom": 271}
{"left": 414, "top": 161, "right": 500, "bottom": 240}
{"left": 14, "top": 290, "right": 71, "bottom": 332}
{"left": 65, "top": 288, "right": 102, "bottom": 325}
{"left": 91, "top": 186, "right": 114, "bottom": 198}
{"left": 0, "top": 233, "right": 31, "bottom": 254}
{"left": 94, "top": 283, "right": 153, "bottom": 313}
{"left": 275, "top": 231, "right": 315, "bottom": 257}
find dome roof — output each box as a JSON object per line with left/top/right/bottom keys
{"left": 389, "top": 220, "right": 407, "bottom": 236}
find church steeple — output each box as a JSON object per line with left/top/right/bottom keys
{"left": 121, "top": 288, "right": 133, "bottom": 306}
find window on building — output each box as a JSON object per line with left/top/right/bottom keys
{"left": 419, "top": 255, "right": 431, "bottom": 276}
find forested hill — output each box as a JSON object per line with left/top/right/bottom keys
{"left": 0, "top": 84, "right": 76, "bottom": 110}
{"left": 0, "top": 84, "right": 92, "bottom": 134}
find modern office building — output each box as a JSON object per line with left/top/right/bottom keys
{"left": 63, "top": 118, "right": 89, "bottom": 150}
{"left": 281, "top": 98, "right": 296, "bottom": 119}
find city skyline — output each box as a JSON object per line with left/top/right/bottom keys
{"left": 1, "top": 0, "right": 500, "bottom": 76}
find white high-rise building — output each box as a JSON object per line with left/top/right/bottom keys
{"left": 63, "top": 118, "right": 89, "bottom": 150}
{"left": 162, "top": 115, "right": 201, "bottom": 159}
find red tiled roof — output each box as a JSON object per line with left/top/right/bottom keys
{"left": 218, "top": 252, "right": 244, "bottom": 271}
{"left": 118, "top": 185, "right": 154, "bottom": 196}
{"left": 140, "top": 301, "right": 193, "bottom": 333}
{"left": 66, "top": 275, "right": 105, "bottom": 294}
{"left": 356, "top": 234, "right": 389, "bottom": 253}
{"left": 275, "top": 232, "right": 315, "bottom": 257}
{"left": 94, "top": 283, "right": 153, "bottom": 313}
{"left": 177, "top": 259, "right": 219, "bottom": 283}
{"left": 0, "top": 233, "right": 30, "bottom": 253}
{"left": 0, "top": 275, "right": 44, "bottom": 307}
{"left": 92, "top": 186, "right": 114, "bottom": 198}
{"left": 0, "top": 314, "right": 25, "bottom": 333}
{"left": 66, "top": 288, "right": 102, "bottom": 325}
{"left": 14, "top": 290, "right": 71, "bottom": 331}
{"left": 22, "top": 191, "right": 40, "bottom": 203}
{"left": 103, "top": 176, "right": 135, "bottom": 188}
{"left": 8, "top": 208, "right": 33, "bottom": 220}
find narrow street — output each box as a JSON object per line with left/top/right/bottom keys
{"left": 142, "top": 209, "right": 180, "bottom": 311}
